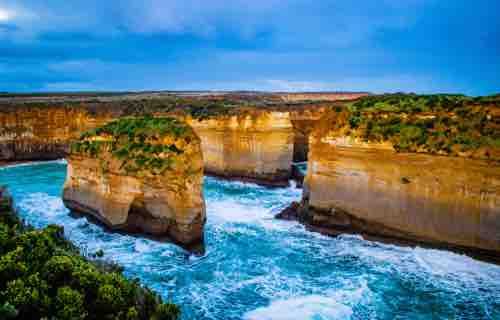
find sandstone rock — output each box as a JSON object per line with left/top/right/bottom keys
{"left": 0, "top": 106, "right": 115, "bottom": 161}
{"left": 187, "top": 111, "right": 295, "bottom": 186}
{"left": 0, "top": 101, "right": 327, "bottom": 186}
{"left": 300, "top": 110, "right": 500, "bottom": 258}
{"left": 62, "top": 116, "right": 206, "bottom": 248}
{"left": 275, "top": 202, "right": 300, "bottom": 220}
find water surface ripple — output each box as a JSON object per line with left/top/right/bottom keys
{"left": 1, "top": 161, "right": 499, "bottom": 320}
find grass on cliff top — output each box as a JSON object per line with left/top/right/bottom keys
{"left": 0, "top": 94, "right": 250, "bottom": 119}
{"left": 72, "top": 116, "right": 190, "bottom": 174}
{"left": 0, "top": 93, "right": 320, "bottom": 119}
{"left": 0, "top": 188, "right": 180, "bottom": 320}
{"left": 341, "top": 93, "right": 500, "bottom": 159}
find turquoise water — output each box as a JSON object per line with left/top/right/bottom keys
{"left": 1, "top": 161, "right": 499, "bottom": 320}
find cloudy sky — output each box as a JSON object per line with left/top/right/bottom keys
{"left": 0, "top": 0, "right": 499, "bottom": 94}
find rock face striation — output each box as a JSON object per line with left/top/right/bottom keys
{"left": 294, "top": 109, "right": 500, "bottom": 259}
{"left": 62, "top": 117, "right": 206, "bottom": 248}
{"left": 0, "top": 97, "right": 327, "bottom": 186}
{"left": 0, "top": 105, "right": 115, "bottom": 161}
{"left": 187, "top": 111, "right": 295, "bottom": 186}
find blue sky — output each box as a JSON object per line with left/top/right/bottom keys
{"left": 0, "top": 0, "right": 499, "bottom": 95}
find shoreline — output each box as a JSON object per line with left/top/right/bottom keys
{"left": 276, "top": 202, "right": 500, "bottom": 265}
{"left": 0, "top": 159, "right": 66, "bottom": 169}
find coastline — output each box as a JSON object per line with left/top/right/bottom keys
{"left": 0, "top": 159, "right": 66, "bottom": 169}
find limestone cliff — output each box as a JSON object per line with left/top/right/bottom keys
{"left": 0, "top": 98, "right": 327, "bottom": 186}
{"left": 62, "top": 117, "right": 206, "bottom": 248}
{"left": 297, "top": 109, "right": 500, "bottom": 258}
{"left": 187, "top": 111, "right": 295, "bottom": 186}
{"left": 0, "top": 105, "right": 115, "bottom": 160}
{"left": 289, "top": 107, "right": 328, "bottom": 162}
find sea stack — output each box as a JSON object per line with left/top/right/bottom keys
{"left": 62, "top": 116, "right": 206, "bottom": 248}
{"left": 187, "top": 111, "right": 294, "bottom": 187}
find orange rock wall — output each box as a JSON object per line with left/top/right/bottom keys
{"left": 62, "top": 124, "right": 206, "bottom": 247}
{"left": 302, "top": 113, "right": 500, "bottom": 255}
{"left": 187, "top": 111, "right": 295, "bottom": 186}
{"left": 0, "top": 104, "right": 326, "bottom": 184}
{"left": 0, "top": 106, "right": 114, "bottom": 160}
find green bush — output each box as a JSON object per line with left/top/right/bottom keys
{"left": 55, "top": 287, "right": 87, "bottom": 320}
{"left": 44, "top": 255, "right": 77, "bottom": 287}
{"left": 345, "top": 94, "right": 500, "bottom": 159}
{"left": 0, "top": 190, "right": 181, "bottom": 320}
{"left": 71, "top": 116, "right": 189, "bottom": 175}
{"left": 96, "top": 284, "right": 126, "bottom": 315}
{"left": 151, "top": 303, "right": 181, "bottom": 320}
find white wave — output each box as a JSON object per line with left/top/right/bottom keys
{"left": 412, "top": 246, "right": 500, "bottom": 281}
{"left": 334, "top": 234, "right": 500, "bottom": 284}
{"left": 244, "top": 278, "right": 371, "bottom": 320}
{"left": 134, "top": 239, "right": 155, "bottom": 253}
{"left": 244, "top": 295, "right": 353, "bottom": 320}
{"left": 208, "top": 199, "right": 273, "bottom": 223}
{"left": 17, "top": 192, "right": 69, "bottom": 217}
{"left": 205, "top": 176, "right": 267, "bottom": 190}
{"left": 0, "top": 159, "right": 66, "bottom": 170}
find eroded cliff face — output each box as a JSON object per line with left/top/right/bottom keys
{"left": 62, "top": 117, "right": 206, "bottom": 248}
{"left": 289, "top": 108, "right": 328, "bottom": 162}
{"left": 0, "top": 100, "right": 327, "bottom": 185}
{"left": 299, "top": 111, "right": 500, "bottom": 257}
{"left": 0, "top": 105, "right": 115, "bottom": 160}
{"left": 187, "top": 111, "right": 295, "bottom": 186}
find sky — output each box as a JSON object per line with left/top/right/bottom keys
{"left": 0, "top": 0, "right": 499, "bottom": 95}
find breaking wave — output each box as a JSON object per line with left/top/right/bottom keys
{"left": 1, "top": 161, "right": 499, "bottom": 320}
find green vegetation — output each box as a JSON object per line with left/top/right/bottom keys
{"left": 71, "top": 116, "right": 190, "bottom": 174}
{"left": 118, "top": 97, "right": 243, "bottom": 120}
{"left": 0, "top": 188, "right": 180, "bottom": 320}
{"left": 342, "top": 94, "right": 500, "bottom": 159}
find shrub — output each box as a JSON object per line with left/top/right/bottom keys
{"left": 0, "top": 191, "right": 181, "bottom": 320}
{"left": 96, "top": 284, "right": 126, "bottom": 315}
{"left": 345, "top": 94, "right": 499, "bottom": 159}
{"left": 44, "top": 256, "right": 77, "bottom": 286}
{"left": 55, "top": 287, "right": 87, "bottom": 320}
{"left": 3, "top": 274, "right": 51, "bottom": 318}
{"left": 71, "top": 117, "right": 190, "bottom": 175}
{"left": 151, "top": 303, "right": 181, "bottom": 320}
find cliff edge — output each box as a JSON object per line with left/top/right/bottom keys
{"left": 289, "top": 94, "right": 500, "bottom": 259}
{"left": 62, "top": 116, "right": 206, "bottom": 249}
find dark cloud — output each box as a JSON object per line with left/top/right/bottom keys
{"left": 0, "top": 0, "right": 499, "bottom": 94}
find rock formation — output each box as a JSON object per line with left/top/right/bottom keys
{"left": 187, "top": 111, "right": 295, "bottom": 186}
{"left": 62, "top": 116, "right": 206, "bottom": 248}
{"left": 293, "top": 108, "right": 500, "bottom": 259}
{"left": 0, "top": 105, "right": 115, "bottom": 160}
{"left": 0, "top": 96, "right": 327, "bottom": 186}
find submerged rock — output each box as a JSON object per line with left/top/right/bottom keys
{"left": 275, "top": 201, "right": 300, "bottom": 220}
{"left": 62, "top": 116, "right": 206, "bottom": 249}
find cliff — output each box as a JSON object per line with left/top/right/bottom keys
{"left": 0, "top": 96, "right": 329, "bottom": 186}
{"left": 289, "top": 107, "right": 329, "bottom": 162}
{"left": 0, "top": 104, "right": 115, "bottom": 160}
{"left": 62, "top": 117, "right": 206, "bottom": 248}
{"left": 187, "top": 110, "right": 295, "bottom": 186}
{"left": 295, "top": 104, "right": 500, "bottom": 259}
